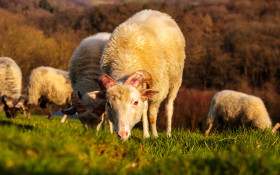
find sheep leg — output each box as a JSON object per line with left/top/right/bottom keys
{"left": 41, "top": 108, "right": 53, "bottom": 120}
{"left": 60, "top": 114, "right": 68, "bottom": 123}
{"left": 83, "top": 124, "right": 88, "bottom": 131}
{"left": 273, "top": 123, "right": 280, "bottom": 132}
{"left": 165, "top": 100, "right": 174, "bottom": 137}
{"left": 24, "top": 104, "right": 31, "bottom": 120}
{"left": 103, "top": 111, "right": 114, "bottom": 134}
{"left": 165, "top": 83, "right": 181, "bottom": 137}
{"left": 24, "top": 109, "right": 31, "bottom": 124}
{"left": 95, "top": 120, "right": 102, "bottom": 132}
{"left": 109, "top": 120, "right": 114, "bottom": 134}
{"left": 149, "top": 103, "right": 160, "bottom": 138}
{"left": 204, "top": 122, "right": 213, "bottom": 136}
{"left": 25, "top": 108, "right": 31, "bottom": 119}
{"left": 39, "top": 100, "right": 52, "bottom": 120}
{"left": 142, "top": 100, "right": 150, "bottom": 139}
{"left": 79, "top": 120, "right": 88, "bottom": 131}
{"left": 101, "top": 117, "right": 106, "bottom": 131}
{"left": 96, "top": 113, "right": 105, "bottom": 131}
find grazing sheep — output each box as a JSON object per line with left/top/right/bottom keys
{"left": 25, "top": 66, "right": 73, "bottom": 121}
{"left": 88, "top": 10, "right": 186, "bottom": 140}
{"left": 63, "top": 32, "right": 113, "bottom": 131}
{"left": 204, "top": 90, "right": 280, "bottom": 136}
{"left": 0, "top": 57, "right": 25, "bottom": 118}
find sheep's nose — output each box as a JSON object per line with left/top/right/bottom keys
{"left": 117, "top": 131, "right": 129, "bottom": 140}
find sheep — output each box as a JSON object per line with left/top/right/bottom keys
{"left": 25, "top": 66, "right": 73, "bottom": 121}
{"left": 204, "top": 90, "right": 280, "bottom": 136}
{"left": 63, "top": 32, "right": 113, "bottom": 132}
{"left": 0, "top": 57, "right": 25, "bottom": 118}
{"left": 88, "top": 10, "right": 186, "bottom": 140}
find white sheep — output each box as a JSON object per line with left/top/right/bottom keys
{"left": 63, "top": 32, "right": 113, "bottom": 131}
{"left": 25, "top": 66, "right": 73, "bottom": 121}
{"left": 0, "top": 57, "right": 25, "bottom": 118}
{"left": 204, "top": 90, "right": 280, "bottom": 136}
{"left": 88, "top": 10, "right": 186, "bottom": 140}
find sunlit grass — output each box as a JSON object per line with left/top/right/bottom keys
{"left": 0, "top": 111, "right": 280, "bottom": 174}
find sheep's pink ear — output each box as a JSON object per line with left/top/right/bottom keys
{"left": 139, "top": 89, "right": 159, "bottom": 98}
{"left": 88, "top": 91, "right": 106, "bottom": 100}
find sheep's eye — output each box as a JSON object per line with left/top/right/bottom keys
{"left": 134, "top": 101, "right": 138, "bottom": 106}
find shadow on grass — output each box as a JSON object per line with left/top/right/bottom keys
{"left": 0, "top": 120, "right": 33, "bottom": 130}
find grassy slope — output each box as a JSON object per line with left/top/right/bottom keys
{"left": 0, "top": 112, "right": 280, "bottom": 175}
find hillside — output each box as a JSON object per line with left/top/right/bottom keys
{"left": 0, "top": 0, "right": 229, "bottom": 14}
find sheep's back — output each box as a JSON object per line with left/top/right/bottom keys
{"left": 102, "top": 10, "right": 185, "bottom": 93}
{"left": 211, "top": 90, "right": 272, "bottom": 126}
{"left": 27, "top": 67, "right": 72, "bottom": 105}
{"left": 69, "top": 33, "right": 111, "bottom": 95}
{"left": 0, "top": 57, "right": 22, "bottom": 99}
{"left": 241, "top": 96, "right": 272, "bottom": 128}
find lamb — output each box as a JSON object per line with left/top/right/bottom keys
{"left": 0, "top": 57, "right": 25, "bottom": 118}
{"left": 25, "top": 66, "right": 73, "bottom": 121}
{"left": 63, "top": 32, "right": 113, "bottom": 131}
{"left": 204, "top": 90, "right": 280, "bottom": 136}
{"left": 88, "top": 10, "right": 186, "bottom": 140}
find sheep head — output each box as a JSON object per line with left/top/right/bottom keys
{"left": 1, "top": 95, "right": 25, "bottom": 118}
{"left": 62, "top": 90, "right": 106, "bottom": 128}
{"left": 88, "top": 70, "right": 159, "bottom": 140}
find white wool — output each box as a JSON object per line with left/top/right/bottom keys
{"left": 27, "top": 66, "right": 72, "bottom": 106}
{"left": 69, "top": 32, "right": 111, "bottom": 95}
{"left": 100, "top": 10, "right": 186, "bottom": 139}
{"left": 68, "top": 32, "right": 111, "bottom": 129}
{"left": 205, "top": 90, "right": 273, "bottom": 135}
{"left": 0, "top": 57, "right": 22, "bottom": 99}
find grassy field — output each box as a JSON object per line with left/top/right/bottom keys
{"left": 0, "top": 112, "right": 280, "bottom": 174}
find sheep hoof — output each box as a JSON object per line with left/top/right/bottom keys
{"left": 143, "top": 133, "right": 150, "bottom": 139}
{"left": 47, "top": 116, "right": 53, "bottom": 120}
{"left": 167, "top": 132, "right": 171, "bottom": 137}
{"left": 152, "top": 133, "right": 159, "bottom": 138}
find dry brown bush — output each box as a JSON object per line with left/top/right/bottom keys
{"left": 0, "top": 9, "right": 79, "bottom": 93}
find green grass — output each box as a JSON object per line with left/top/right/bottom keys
{"left": 0, "top": 112, "right": 280, "bottom": 174}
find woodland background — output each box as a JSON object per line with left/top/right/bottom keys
{"left": 0, "top": 0, "right": 280, "bottom": 130}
